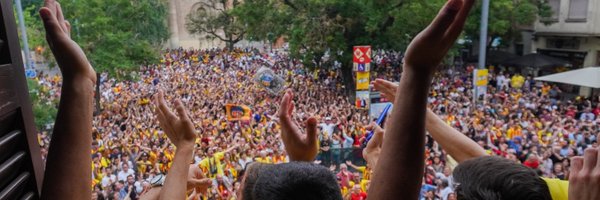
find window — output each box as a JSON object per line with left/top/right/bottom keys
{"left": 546, "top": 38, "right": 580, "bottom": 50}
{"left": 548, "top": 0, "right": 560, "bottom": 21}
{"left": 567, "top": 0, "right": 588, "bottom": 21}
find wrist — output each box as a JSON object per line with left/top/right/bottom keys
{"left": 176, "top": 142, "right": 195, "bottom": 152}
{"left": 62, "top": 76, "right": 96, "bottom": 94}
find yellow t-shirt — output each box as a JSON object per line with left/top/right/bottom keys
{"left": 198, "top": 152, "right": 225, "bottom": 178}
{"left": 542, "top": 178, "right": 568, "bottom": 200}
{"left": 255, "top": 156, "right": 273, "bottom": 164}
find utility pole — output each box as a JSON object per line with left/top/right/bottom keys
{"left": 477, "top": 0, "right": 490, "bottom": 69}
{"left": 15, "top": 0, "right": 33, "bottom": 69}
{"left": 474, "top": 0, "right": 490, "bottom": 104}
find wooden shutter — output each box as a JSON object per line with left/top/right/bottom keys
{"left": 0, "top": 0, "right": 45, "bottom": 199}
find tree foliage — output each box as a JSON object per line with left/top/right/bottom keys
{"left": 186, "top": 0, "right": 245, "bottom": 50}
{"left": 464, "top": 0, "right": 553, "bottom": 47}
{"left": 233, "top": 0, "right": 552, "bottom": 93}
{"left": 20, "top": 0, "right": 169, "bottom": 79}
{"left": 27, "top": 79, "right": 57, "bottom": 131}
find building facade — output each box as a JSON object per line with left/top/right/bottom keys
{"left": 166, "top": 0, "right": 262, "bottom": 50}
{"left": 532, "top": 0, "right": 599, "bottom": 95}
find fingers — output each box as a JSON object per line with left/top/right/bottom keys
{"left": 444, "top": 0, "right": 475, "bottom": 43}
{"left": 278, "top": 90, "right": 292, "bottom": 118}
{"left": 305, "top": 117, "right": 318, "bottom": 144}
{"left": 366, "top": 122, "right": 384, "bottom": 150}
{"left": 44, "top": 0, "right": 56, "bottom": 15}
{"left": 154, "top": 100, "right": 175, "bottom": 138}
{"left": 64, "top": 21, "right": 71, "bottom": 38}
{"left": 425, "top": 0, "right": 463, "bottom": 39}
{"left": 583, "top": 148, "right": 598, "bottom": 171}
{"left": 190, "top": 178, "right": 212, "bottom": 187}
{"left": 55, "top": 2, "right": 67, "bottom": 33}
{"left": 570, "top": 156, "right": 583, "bottom": 175}
{"left": 156, "top": 90, "right": 177, "bottom": 121}
{"left": 373, "top": 79, "right": 397, "bottom": 100}
{"left": 174, "top": 99, "right": 191, "bottom": 124}
{"left": 39, "top": 8, "right": 64, "bottom": 42}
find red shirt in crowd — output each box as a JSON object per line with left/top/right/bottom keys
{"left": 351, "top": 192, "right": 367, "bottom": 200}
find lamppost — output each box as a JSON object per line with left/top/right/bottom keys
{"left": 477, "top": 0, "right": 490, "bottom": 69}
{"left": 267, "top": 32, "right": 275, "bottom": 53}
{"left": 15, "top": 0, "right": 33, "bottom": 69}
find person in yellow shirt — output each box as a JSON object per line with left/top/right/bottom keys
{"left": 198, "top": 145, "right": 238, "bottom": 178}
{"left": 254, "top": 150, "right": 273, "bottom": 164}
{"left": 507, "top": 123, "right": 523, "bottom": 140}
{"left": 510, "top": 73, "right": 525, "bottom": 89}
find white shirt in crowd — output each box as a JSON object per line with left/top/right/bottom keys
{"left": 118, "top": 168, "right": 135, "bottom": 182}
{"left": 319, "top": 123, "right": 337, "bottom": 136}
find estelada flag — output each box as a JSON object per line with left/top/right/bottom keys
{"left": 225, "top": 104, "right": 252, "bottom": 121}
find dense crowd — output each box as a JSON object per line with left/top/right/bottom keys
{"left": 32, "top": 47, "right": 600, "bottom": 200}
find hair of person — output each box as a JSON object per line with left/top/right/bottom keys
{"left": 453, "top": 156, "right": 551, "bottom": 200}
{"left": 242, "top": 162, "right": 342, "bottom": 200}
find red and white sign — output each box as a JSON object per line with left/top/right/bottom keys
{"left": 353, "top": 46, "right": 371, "bottom": 64}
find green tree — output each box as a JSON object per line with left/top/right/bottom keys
{"left": 186, "top": 0, "right": 245, "bottom": 50}
{"left": 234, "top": 0, "right": 552, "bottom": 94}
{"left": 20, "top": 0, "right": 169, "bottom": 79}
{"left": 464, "top": 0, "right": 553, "bottom": 48}
{"left": 27, "top": 79, "right": 58, "bottom": 131}
{"left": 64, "top": 0, "right": 169, "bottom": 78}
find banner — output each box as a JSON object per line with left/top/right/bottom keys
{"left": 355, "top": 91, "right": 370, "bottom": 109}
{"left": 356, "top": 71, "right": 370, "bottom": 90}
{"left": 353, "top": 46, "right": 372, "bottom": 64}
{"left": 473, "top": 69, "right": 489, "bottom": 102}
{"left": 475, "top": 69, "right": 489, "bottom": 86}
{"left": 225, "top": 104, "right": 252, "bottom": 121}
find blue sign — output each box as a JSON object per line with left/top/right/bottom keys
{"left": 357, "top": 63, "right": 366, "bottom": 71}
{"left": 25, "top": 69, "right": 37, "bottom": 78}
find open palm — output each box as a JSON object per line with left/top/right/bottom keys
{"left": 40, "top": 0, "right": 96, "bottom": 82}
{"left": 277, "top": 89, "right": 319, "bottom": 161}
{"left": 154, "top": 90, "right": 197, "bottom": 148}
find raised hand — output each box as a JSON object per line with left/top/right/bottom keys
{"left": 569, "top": 148, "right": 600, "bottom": 200}
{"left": 363, "top": 122, "right": 384, "bottom": 168}
{"left": 403, "top": 0, "right": 474, "bottom": 73}
{"left": 277, "top": 89, "right": 319, "bottom": 162}
{"left": 372, "top": 79, "right": 398, "bottom": 101}
{"left": 154, "top": 90, "right": 197, "bottom": 148}
{"left": 39, "top": 0, "right": 96, "bottom": 83}
{"left": 187, "top": 165, "right": 212, "bottom": 194}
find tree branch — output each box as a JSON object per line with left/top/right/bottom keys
{"left": 282, "top": 0, "right": 298, "bottom": 10}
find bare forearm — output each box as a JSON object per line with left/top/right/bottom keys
{"left": 160, "top": 145, "right": 194, "bottom": 200}
{"left": 140, "top": 187, "right": 162, "bottom": 200}
{"left": 370, "top": 71, "right": 431, "bottom": 199}
{"left": 426, "top": 110, "right": 487, "bottom": 163}
{"left": 42, "top": 78, "right": 94, "bottom": 199}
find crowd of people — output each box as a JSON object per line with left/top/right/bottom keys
{"left": 35, "top": 47, "right": 404, "bottom": 199}
{"left": 31, "top": 0, "right": 600, "bottom": 199}
{"left": 33, "top": 45, "right": 600, "bottom": 200}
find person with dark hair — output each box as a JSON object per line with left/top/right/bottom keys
{"left": 453, "top": 156, "right": 552, "bottom": 200}
{"left": 241, "top": 162, "right": 341, "bottom": 200}
{"left": 374, "top": 80, "right": 565, "bottom": 200}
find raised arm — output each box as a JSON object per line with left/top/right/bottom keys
{"left": 276, "top": 90, "right": 319, "bottom": 161}
{"left": 425, "top": 109, "right": 486, "bottom": 162}
{"left": 374, "top": 80, "right": 487, "bottom": 163}
{"left": 39, "top": 1, "right": 97, "bottom": 199}
{"left": 154, "top": 91, "right": 197, "bottom": 200}
{"left": 369, "top": 0, "right": 474, "bottom": 199}
{"left": 223, "top": 144, "right": 240, "bottom": 154}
